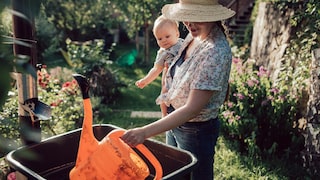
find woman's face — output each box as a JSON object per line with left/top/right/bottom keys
{"left": 183, "top": 22, "right": 214, "bottom": 40}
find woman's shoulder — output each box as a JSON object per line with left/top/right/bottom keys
{"left": 205, "top": 31, "right": 231, "bottom": 53}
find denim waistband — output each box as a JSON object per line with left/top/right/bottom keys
{"left": 167, "top": 105, "right": 218, "bottom": 126}
{"left": 184, "top": 117, "right": 218, "bottom": 126}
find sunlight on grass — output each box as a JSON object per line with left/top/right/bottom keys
{"left": 110, "top": 67, "right": 162, "bottom": 111}
{"left": 215, "top": 137, "right": 288, "bottom": 180}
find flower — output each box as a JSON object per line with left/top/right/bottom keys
{"left": 234, "top": 93, "right": 245, "bottom": 100}
{"left": 247, "top": 79, "right": 255, "bottom": 87}
{"left": 37, "top": 68, "right": 51, "bottom": 89}
{"left": 232, "top": 58, "right": 244, "bottom": 75}
{"left": 227, "top": 102, "right": 234, "bottom": 108}
{"left": 270, "top": 88, "right": 279, "bottom": 94}
{"left": 232, "top": 58, "right": 241, "bottom": 64}
{"left": 257, "top": 66, "right": 268, "bottom": 77}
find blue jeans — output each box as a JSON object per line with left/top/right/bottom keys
{"left": 166, "top": 118, "right": 220, "bottom": 180}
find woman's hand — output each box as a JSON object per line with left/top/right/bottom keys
{"left": 121, "top": 127, "right": 146, "bottom": 147}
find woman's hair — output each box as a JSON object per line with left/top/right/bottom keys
{"left": 216, "top": 21, "right": 230, "bottom": 38}
{"left": 153, "top": 15, "right": 179, "bottom": 32}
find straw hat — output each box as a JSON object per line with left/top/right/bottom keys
{"left": 162, "top": 0, "right": 236, "bottom": 22}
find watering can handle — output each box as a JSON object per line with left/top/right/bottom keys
{"left": 109, "top": 129, "right": 163, "bottom": 180}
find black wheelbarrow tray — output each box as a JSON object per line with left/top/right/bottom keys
{"left": 6, "top": 124, "right": 198, "bottom": 180}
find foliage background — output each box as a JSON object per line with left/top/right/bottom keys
{"left": 0, "top": 0, "right": 319, "bottom": 179}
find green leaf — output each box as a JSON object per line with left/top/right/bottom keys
{"left": 60, "top": 48, "right": 74, "bottom": 67}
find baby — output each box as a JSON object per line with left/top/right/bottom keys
{"left": 135, "top": 15, "right": 183, "bottom": 117}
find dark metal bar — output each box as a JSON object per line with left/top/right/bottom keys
{"left": 12, "top": 0, "right": 41, "bottom": 145}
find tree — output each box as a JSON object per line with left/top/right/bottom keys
{"left": 43, "top": 0, "right": 119, "bottom": 41}
{"left": 115, "top": 0, "right": 172, "bottom": 63}
{"left": 42, "top": 0, "right": 173, "bottom": 62}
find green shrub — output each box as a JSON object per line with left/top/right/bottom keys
{"left": 219, "top": 57, "right": 304, "bottom": 158}
{"left": 0, "top": 67, "right": 83, "bottom": 154}
{"left": 37, "top": 67, "right": 83, "bottom": 136}
{"left": 62, "top": 38, "right": 126, "bottom": 104}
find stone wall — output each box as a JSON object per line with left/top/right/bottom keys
{"left": 250, "top": 2, "right": 293, "bottom": 82}
{"left": 301, "top": 48, "right": 320, "bottom": 176}
{"left": 250, "top": 2, "right": 320, "bottom": 175}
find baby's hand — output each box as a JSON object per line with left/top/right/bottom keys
{"left": 135, "top": 79, "right": 146, "bottom": 89}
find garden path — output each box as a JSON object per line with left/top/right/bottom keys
{"left": 130, "top": 111, "right": 162, "bottom": 118}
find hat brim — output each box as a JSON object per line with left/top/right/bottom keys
{"left": 162, "top": 3, "right": 236, "bottom": 22}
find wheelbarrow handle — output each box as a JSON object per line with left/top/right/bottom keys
{"left": 109, "top": 129, "right": 163, "bottom": 180}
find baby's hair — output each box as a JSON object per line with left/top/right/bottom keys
{"left": 153, "top": 15, "right": 179, "bottom": 33}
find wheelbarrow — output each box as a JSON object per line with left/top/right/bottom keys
{"left": 6, "top": 74, "right": 197, "bottom": 179}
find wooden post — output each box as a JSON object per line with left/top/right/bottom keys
{"left": 302, "top": 48, "right": 320, "bottom": 175}
{"left": 12, "top": 0, "right": 41, "bottom": 145}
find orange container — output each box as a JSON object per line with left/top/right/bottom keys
{"left": 69, "top": 129, "right": 163, "bottom": 180}
{"left": 69, "top": 74, "right": 162, "bottom": 180}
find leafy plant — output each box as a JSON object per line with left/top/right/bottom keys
{"left": 219, "top": 57, "right": 304, "bottom": 158}
{"left": 0, "top": 67, "right": 83, "bottom": 151}
{"left": 61, "top": 38, "right": 126, "bottom": 104}
{"left": 37, "top": 67, "right": 83, "bottom": 136}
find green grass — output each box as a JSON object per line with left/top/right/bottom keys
{"left": 109, "top": 67, "right": 162, "bottom": 111}
{"left": 108, "top": 42, "right": 161, "bottom": 111}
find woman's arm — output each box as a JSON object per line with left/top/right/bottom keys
{"left": 121, "top": 89, "right": 214, "bottom": 147}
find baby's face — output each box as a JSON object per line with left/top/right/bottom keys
{"left": 154, "top": 24, "right": 179, "bottom": 49}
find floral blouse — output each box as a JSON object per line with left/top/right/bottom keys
{"left": 157, "top": 27, "right": 232, "bottom": 122}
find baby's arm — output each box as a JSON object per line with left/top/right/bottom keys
{"left": 160, "top": 103, "right": 168, "bottom": 117}
{"left": 135, "top": 65, "right": 163, "bottom": 89}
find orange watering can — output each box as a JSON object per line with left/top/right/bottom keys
{"left": 69, "top": 74, "right": 163, "bottom": 180}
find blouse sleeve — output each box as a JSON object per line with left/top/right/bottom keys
{"left": 154, "top": 49, "right": 166, "bottom": 67}
{"left": 191, "top": 47, "right": 230, "bottom": 92}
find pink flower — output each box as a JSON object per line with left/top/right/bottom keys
{"left": 247, "top": 79, "right": 255, "bottom": 87}
{"left": 232, "top": 58, "right": 240, "bottom": 64}
{"left": 270, "top": 88, "right": 279, "bottom": 94}
{"left": 257, "top": 66, "right": 268, "bottom": 77}
{"left": 252, "top": 77, "right": 259, "bottom": 85}
{"left": 235, "top": 93, "right": 245, "bottom": 100}
{"left": 227, "top": 102, "right": 234, "bottom": 108}
{"left": 228, "top": 118, "right": 234, "bottom": 124}
{"left": 278, "top": 95, "right": 286, "bottom": 101}
{"left": 222, "top": 110, "right": 233, "bottom": 118}
{"left": 232, "top": 58, "right": 244, "bottom": 74}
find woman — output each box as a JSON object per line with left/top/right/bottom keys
{"left": 122, "top": 0, "right": 235, "bottom": 179}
